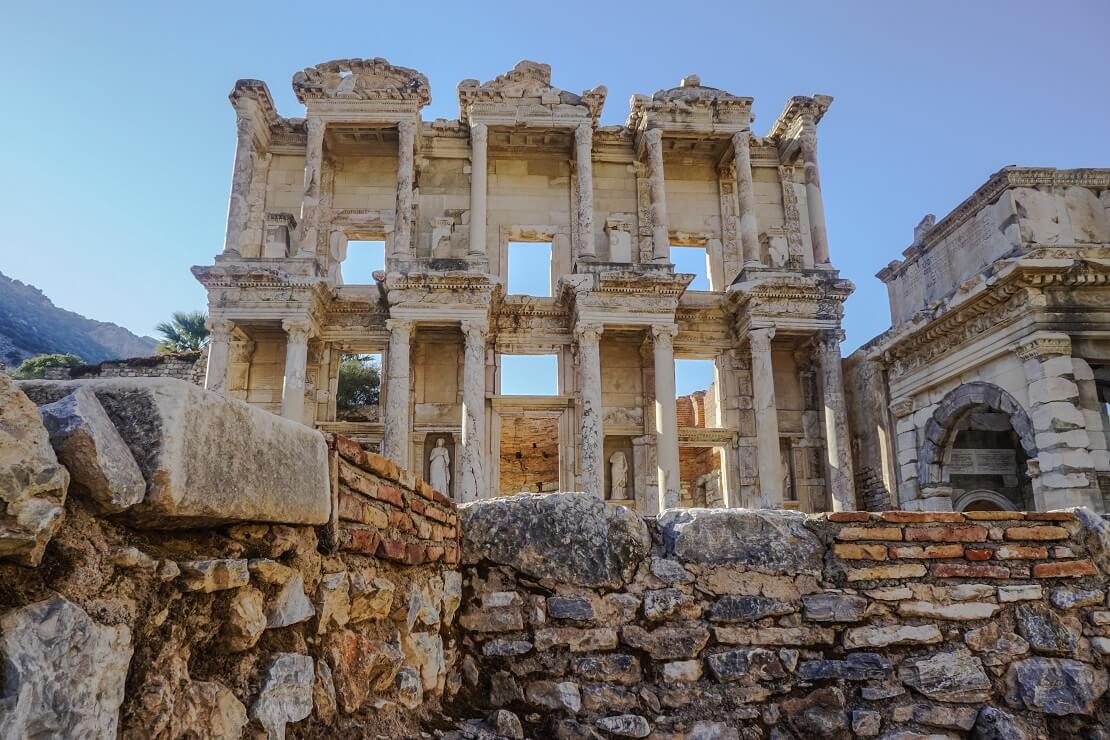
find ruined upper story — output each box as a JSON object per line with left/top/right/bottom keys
{"left": 877, "top": 167, "right": 1110, "bottom": 328}
{"left": 211, "top": 58, "right": 841, "bottom": 302}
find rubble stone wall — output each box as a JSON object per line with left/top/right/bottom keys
{"left": 43, "top": 350, "right": 205, "bottom": 384}
{"left": 453, "top": 495, "right": 1110, "bottom": 739}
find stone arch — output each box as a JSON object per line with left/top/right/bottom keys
{"left": 918, "top": 382, "right": 1037, "bottom": 488}
{"left": 954, "top": 488, "right": 1018, "bottom": 512}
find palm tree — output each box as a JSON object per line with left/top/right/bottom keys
{"left": 156, "top": 311, "right": 209, "bottom": 353}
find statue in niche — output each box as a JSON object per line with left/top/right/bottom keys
{"left": 609, "top": 451, "right": 629, "bottom": 500}
{"left": 429, "top": 438, "right": 451, "bottom": 495}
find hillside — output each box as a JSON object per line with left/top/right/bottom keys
{"left": 0, "top": 271, "right": 157, "bottom": 368}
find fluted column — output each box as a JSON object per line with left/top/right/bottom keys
{"left": 817, "top": 331, "right": 855, "bottom": 510}
{"left": 575, "top": 323, "right": 605, "bottom": 498}
{"left": 799, "top": 117, "right": 829, "bottom": 265}
{"left": 392, "top": 120, "right": 416, "bottom": 258}
{"left": 223, "top": 112, "right": 258, "bottom": 256}
{"left": 644, "top": 129, "right": 669, "bottom": 263}
{"left": 204, "top": 318, "right": 234, "bottom": 395}
{"left": 731, "top": 131, "right": 761, "bottom": 266}
{"left": 382, "top": 318, "right": 413, "bottom": 470}
{"left": 750, "top": 328, "right": 784, "bottom": 507}
{"left": 468, "top": 123, "right": 488, "bottom": 257}
{"left": 297, "top": 117, "right": 325, "bottom": 258}
{"left": 460, "top": 320, "right": 488, "bottom": 502}
{"left": 653, "top": 324, "right": 681, "bottom": 510}
{"left": 575, "top": 122, "right": 596, "bottom": 260}
{"left": 281, "top": 319, "right": 312, "bottom": 424}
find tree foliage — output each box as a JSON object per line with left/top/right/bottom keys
{"left": 156, "top": 311, "right": 209, "bottom": 354}
{"left": 11, "top": 353, "right": 83, "bottom": 379}
{"left": 336, "top": 355, "right": 381, "bottom": 410}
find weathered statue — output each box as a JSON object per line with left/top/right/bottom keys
{"left": 609, "top": 451, "right": 628, "bottom": 500}
{"left": 429, "top": 437, "right": 451, "bottom": 495}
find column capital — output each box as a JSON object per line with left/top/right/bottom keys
{"left": 642, "top": 127, "right": 663, "bottom": 147}
{"left": 815, "top": 329, "right": 846, "bottom": 354}
{"left": 574, "top": 322, "right": 604, "bottom": 343}
{"left": 305, "top": 116, "right": 325, "bottom": 138}
{"left": 470, "top": 121, "right": 488, "bottom": 143}
{"left": 730, "top": 130, "right": 751, "bottom": 150}
{"left": 575, "top": 120, "right": 593, "bottom": 143}
{"left": 397, "top": 119, "right": 416, "bottom": 137}
{"left": 749, "top": 327, "right": 776, "bottom": 351}
{"left": 281, "top": 318, "right": 313, "bottom": 342}
{"left": 651, "top": 323, "right": 678, "bottom": 343}
{"left": 889, "top": 396, "right": 915, "bottom": 419}
{"left": 460, "top": 319, "right": 489, "bottom": 342}
{"left": 386, "top": 317, "right": 414, "bottom": 335}
{"left": 1013, "top": 331, "right": 1071, "bottom": 361}
{"left": 205, "top": 318, "right": 235, "bottom": 339}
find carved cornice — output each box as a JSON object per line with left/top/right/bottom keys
{"left": 191, "top": 264, "right": 323, "bottom": 291}
{"left": 1013, "top": 332, "right": 1072, "bottom": 361}
{"left": 767, "top": 94, "right": 833, "bottom": 142}
{"left": 229, "top": 79, "right": 280, "bottom": 128}
{"left": 727, "top": 272, "right": 854, "bottom": 323}
{"left": 292, "top": 58, "right": 431, "bottom": 106}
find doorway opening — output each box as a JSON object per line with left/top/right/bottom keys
{"left": 335, "top": 353, "right": 381, "bottom": 422}
{"left": 498, "top": 416, "right": 560, "bottom": 495}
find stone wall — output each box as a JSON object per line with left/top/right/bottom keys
{"left": 43, "top": 350, "right": 205, "bottom": 384}
{"left": 452, "top": 494, "right": 1110, "bottom": 738}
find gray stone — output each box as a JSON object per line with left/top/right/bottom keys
{"left": 802, "top": 593, "right": 868, "bottom": 622}
{"left": 781, "top": 686, "right": 847, "bottom": 736}
{"left": 595, "top": 714, "right": 651, "bottom": 738}
{"left": 483, "top": 639, "right": 533, "bottom": 657}
{"left": 963, "top": 623, "right": 1030, "bottom": 667}
{"left": 266, "top": 573, "right": 316, "bottom": 628}
{"left": 525, "top": 680, "right": 581, "bottom": 714}
{"left": 574, "top": 654, "right": 641, "bottom": 685}
{"left": 1049, "top": 587, "right": 1104, "bottom": 609}
{"left": 1006, "top": 657, "right": 1108, "bottom": 716}
{"left": 493, "top": 709, "right": 524, "bottom": 739}
{"left": 38, "top": 386, "right": 145, "bottom": 513}
{"left": 251, "top": 653, "right": 314, "bottom": 739}
{"left": 179, "top": 558, "right": 249, "bottom": 593}
{"left": 851, "top": 709, "right": 881, "bottom": 737}
{"left": 0, "top": 374, "right": 68, "bottom": 566}
{"left": 0, "top": 595, "right": 132, "bottom": 739}
{"left": 893, "top": 703, "right": 978, "bottom": 730}
{"left": 797, "top": 653, "right": 892, "bottom": 681}
{"left": 972, "top": 706, "right": 1031, "bottom": 740}
{"left": 176, "top": 680, "right": 249, "bottom": 740}
{"left": 897, "top": 649, "right": 992, "bottom": 703}
{"left": 656, "top": 508, "right": 823, "bottom": 574}
{"left": 687, "top": 722, "right": 740, "bottom": 740}
{"left": 1014, "top": 604, "right": 1079, "bottom": 656}
{"left": 548, "top": 595, "right": 594, "bottom": 620}
{"left": 20, "top": 378, "right": 330, "bottom": 526}
{"left": 489, "top": 671, "right": 523, "bottom": 707}
{"left": 621, "top": 624, "right": 710, "bottom": 660}
{"left": 708, "top": 594, "right": 793, "bottom": 623}
{"left": 643, "top": 588, "right": 701, "bottom": 621}
{"left": 650, "top": 556, "right": 694, "bottom": 584}
{"left": 706, "top": 648, "right": 785, "bottom": 682}
{"left": 460, "top": 492, "right": 649, "bottom": 588}
{"left": 395, "top": 667, "right": 423, "bottom": 710}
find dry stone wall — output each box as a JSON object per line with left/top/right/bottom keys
{"left": 452, "top": 494, "right": 1110, "bottom": 739}
{"left": 43, "top": 350, "right": 205, "bottom": 384}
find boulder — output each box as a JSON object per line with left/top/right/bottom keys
{"left": 656, "top": 508, "right": 823, "bottom": 574}
{"left": 250, "top": 653, "right": 314, "bottom": 740}
{"left": 1005, "top": 657, "right": 1108, "bottom": 716}
{"left": 38, "top": 386, "right": 144, "bottom": 512}
{"left": 0, "top": 373, "right": 68, "bottom": 566}
{"left": 19, "top": 378, "right": 329, "bottom": 527}
{"left": 0, "top": 595, "right": 132, "bottom": 739}
{"left": 460, "top": 492, "right": 650, "bottom": 588}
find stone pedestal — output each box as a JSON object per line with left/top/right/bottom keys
{"left": 297, "top": 117, "right": 325, "bottom": 258}
{"left": 468, "top": 123, "right": 488, "bottom": 257}
{"left": 392, "top": 120, "right": 416, "bottom": 258}
{"left": 817, "top": 331, "right": 855, "bottom": 510}
{"left": 643, "top": 129, "right": 669, "bottom": 263}
{"left": 750, "top": 328, "right": 784, "bottom": 507}
{"left": 799, "top": 118, "right": 829, "bottom": 265}
{"left": 652, "top": 324, "right": 681, "bottom": 510}
{"left": 383, "top": 319, "right": 413, "bottom": 469}
{"left": 575, "top": 122, "right": 596, "bottom": 260}
{"left": 222, "top": 113, "right": 257, "bottom": 256}
{"left": 280, "top": 319, "right": 312, "bottom": 424}
{"left": 460, "top": 320, "right": 488, "bottom": 502}
{"left": 576, "top": 323, "right": 604, "bottom": 498}
{"left": 203, "top": 319, "right": 234, "bottom": 395}
{"left": 731, "top": 131, "right": 761, "bottom": 266}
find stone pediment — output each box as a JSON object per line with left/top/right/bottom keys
{"left": 457, "top": 60, "right": 606, "bottom": 126}
{"left": 292, "top": 58, "right": 431, "bottom": 107}
{"left": 767, "top": 94, "right": 833, "bottom": 141}
{"left": 627, "top": 75, "right": 753, "bottom": 133}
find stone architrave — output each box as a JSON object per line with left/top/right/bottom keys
{"left": 750, "top": 328, "right": 784, "bottom": 507}
{"left": 392, "top": 120, "right": 416, "bottom": 258}
{"left": 297, "top": 116, "right": 325, "bottom": 258}
{"left": 731, "top": 131, "right": 761, "bottom": 266}
{"left": 223, "top": 110, "right": 257, "bottom": 256}
{"left": 798, "top": 115, "right": 829, "bottom": 264}
{"left": 459, "top": 320, "right": 488, "bottom": 502}
{"left": 382, "top": 319, "right": 413, "bottom": 469}
{"left": 652, "top": 324, "right": 681, "bottom": 510}
{"left": 817, "top": 331, "right": 855, "bottom": 510}
{"left": 643, "top": 129, "right": 669, "bottom": 263}
{"left": 468, "top": 123, "right": 488, "bottom": 257}
{"left": 281, "top": 319, "right": 312, "bottom": 424}
{"left": 575, "top": 122, "right": 596, "bottom": 260}
{"left": 575, "top": 323, "right": 605, "bottom": 498}
{"left": 204, "top": 318, "right": 234, "bottom": 395}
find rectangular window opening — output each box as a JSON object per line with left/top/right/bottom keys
{"left": 670, "top": 245, "right": 711, "bottom": 291}
{"left": 507, "top": 241, "right": 553, "bottom": 297}
{"left": 336, "top": 352, "right": 381, "bottom": 422}
{"left": 342, "top": 240, "right": 386, "bottom": 284}
{"left": 500, "top": 354, "right": 559, "bottom": 396}
{"left": 499, "top": 416, "right": 560, "bottom": 496}
{"left": 675, "top": 358, "right": 718, "bottom": 428}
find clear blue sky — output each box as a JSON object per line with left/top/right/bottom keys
{"left": 2, "top": 1, "right": 1108, "bottom": 367}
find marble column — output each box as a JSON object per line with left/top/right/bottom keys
{"left": 652, "top": 324, "right": 681, "bottom": 510}
{"left": 468, "top": 123, "right": 488, "bottom": 257}
{"left": 817, "top": 331, "right": 855, "bottom": 510}
{"left": 750, "top": 327, "right": 784, "bottom": 507}
{"left": 223, "top": 112, "right": 257, "bottom": 256}
{"left": 731, "top": 131, "right": 761, "bottom": 266}
{"left": 575, "top": 323, "right": 605, "bottom": 498}
{"left": 643, "top": 128, "right": 670, "bottom": 263}
{"left": 297, "top": 117, "right": 326, "bottom": 258}
{"left": 798, "top": 117, "right": 830, "bottom": 265}
{"left": 459, "top": 320, "right": 488, "bottom": 502}
{"left": 280, "top": 318, "right": 312, "bottom": 424}
{"left": 392, "top": 120, "right": 416, "bottom": 258}
{"left": 382, "top": 318, "right": 413, "bottom": 470}
{"left": 575, "top": 122, "right": 596, "bottom": 260}
{"left": 204, "top": 318, "right": 234, "bottom": 395}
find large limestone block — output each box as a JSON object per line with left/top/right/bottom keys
{"left": 20, "top": 378, "right": 329, "bottom": 527}
{"left": 38, "top": 386, "right": 145, "bottom": 513}
{"left": 656, "top": 508, "right": 823, "bottom": 574}
{"left": 460, "top": 492, "right": 650, "bottom": 588}
{"left": 0, "top": 595, "right": 133, "bottom": 739}
{"left": 0, "top": 374, "right": 68, "bottom": 566}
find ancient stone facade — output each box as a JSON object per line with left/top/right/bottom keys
{"left": 193, "top": 58, "right": 855, "bottom": 515}
{"left": 846, "top": 168, "right": 1110, "bottom": 515}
